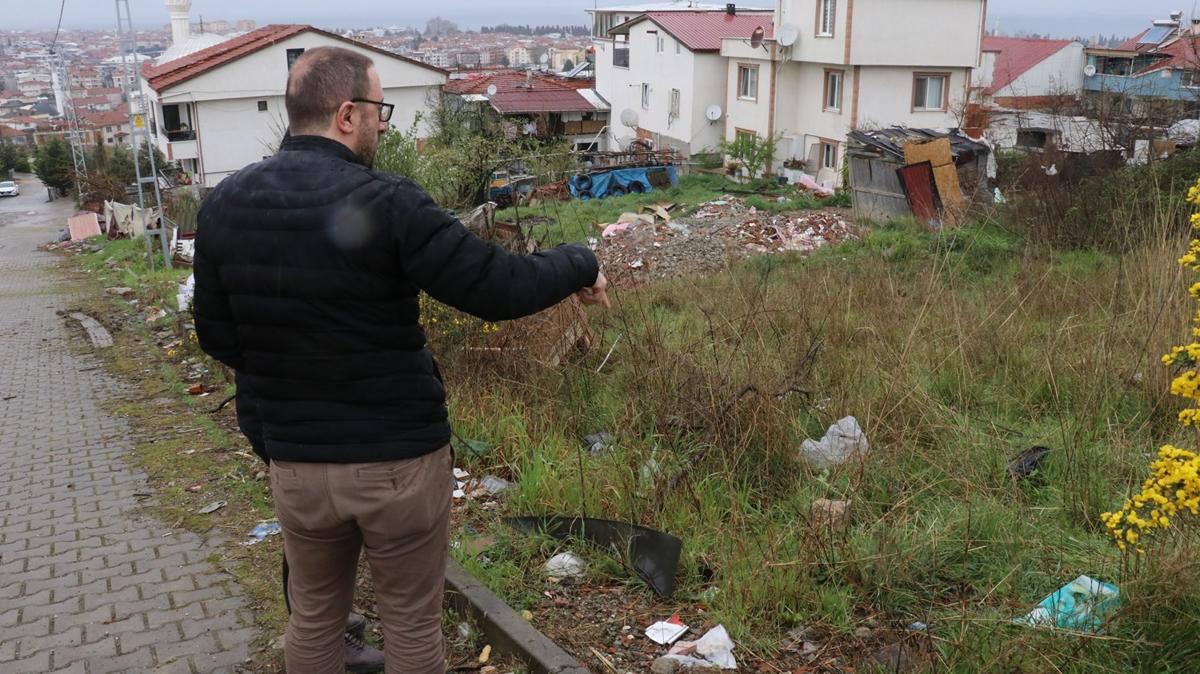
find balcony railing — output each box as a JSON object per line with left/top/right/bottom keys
{"left": 166, "top": 129, "right": 196, "bottom": 142}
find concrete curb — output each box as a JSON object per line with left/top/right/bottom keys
{"left": 445, "top": 559, "right": 590, "bottom": 674}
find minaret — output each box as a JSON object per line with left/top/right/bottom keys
{"left": 165, "top": 0, "right": 192, "bottom": 47}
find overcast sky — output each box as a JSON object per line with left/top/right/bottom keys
{"left": 8, "top": 0, "right": 1195, "bottom": 38}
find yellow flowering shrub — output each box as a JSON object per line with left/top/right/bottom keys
{"left": 1101, "top": 178, "right": 1200, "bottom": 551}
{"left": 418, "top": 292, "right": 500, "bottom": 344}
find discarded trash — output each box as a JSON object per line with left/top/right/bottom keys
{"left": 1013, "top": 575, "right": 1120, "bottom": 633}
{"left": 811, "top": 498, "right": 851, "bottom": 533}
{"left": 197, "top": 500, "right": 227, "bottom": 514}
{"left": 479, "top": 475, "right": 511, "bottom": 496}
{"left": 584, "top": 432, "right": 615, "bottom": 457}
{"left": 105, "top": 286, "right": 135, "bottom": 298}
{"left": 646, "top": 615, "right": 689, "bottom": 645}
{"left": 478, "top": 644, "right": 492, "bottom": 664}
{"left": 909, "top": 621, "right": 928, "bottom": 631}
{"left": 453, "top": 467, "right": 470, "bottom": 480}
{"left": 544, "top": 552, "right": 587, "bottom": 578}
{"left": 800, "top": 416, "right": 869, "bottom": 469}
{"left": 241, "top": 521, "right": 282, "bottom": 546}
{"left": 451, "top": 436, "right": 492, "bottom": 458}
{"left": 186, "top": 483, "right": 203, "bottom": 493}
{"left": 456, "top": 622, "right": 472, "bottom": 640}
{"left": 188, "top": 384, "right": 206, "bottom": 395}
{"left": 993, "top": 187, "right": 1007, "bottom": 204}
{"left": 508, "top": 516, "right": 683, "bottom": 597}
{"left": 662, "top": 624, "right": 737, "bottom": 670}
{"left": 520, "top": 610, "right": 534, "bottom": 621}
{"left": 144, "top": 308, "right": 168, "bottom": 324}
{"left": 67, "top": 212, "right": 102, "bottom": 242}
{"left": 1008, "top": 446, "right": 1051, "bottom": 482}
{"left": 177, "top": 274, "right": 196, "bottom": 312}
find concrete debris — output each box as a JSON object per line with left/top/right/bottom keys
{"left": 67, "top": 312, "right": 113, "bottom": 349}
{"left": 597, "top": 197, "right": 855, "bottom": 284}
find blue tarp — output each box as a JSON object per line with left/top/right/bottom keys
{"left": 569, "top": 166, "right": 678, "bottom": 200}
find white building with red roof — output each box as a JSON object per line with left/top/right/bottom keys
{"left": 140, "top": 2, "right": 446, "bottom": 186}
{"left": 974, "top": 36, "right": 1085, "bottom": 109}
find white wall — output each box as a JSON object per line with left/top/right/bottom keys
{"left": 992, "top": 45, "right": 1086, "bottom": 99}
{"left": 777, "top": 0, "right": 849, "bottom": 66}
{"left": 848, "top": 0, "right": 984, "bottom": 67}
{"left": 854, "top": 65, "right": 969, "bottom": 129}
{"left": 688, "top": 53, "right": 729, "bottom": 154}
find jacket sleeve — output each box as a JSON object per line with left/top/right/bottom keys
{"left": 193, "top": 202, "right": 245, "bottom": 371}
{"left": 390, "top": 183, "right": 600, "bottom": 323}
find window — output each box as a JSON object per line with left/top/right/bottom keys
{"left": 736, "top": 129, "right": 756, "bottom": 145}
{"left": 641, "top": 83, "right": 651, "bottom": 110}
{"left": 818, "top": 0, "right": 836, "bottom": 37}
{"left": 913, "top": 73, "right": 948, "bottom": 110}
{"left": 1183, "top": 70, "right": 1200, "bottom": 88}
{"left": 821, "top": 141, "right": 838, "bottom": 170}
{"left": 614, "top": 37, "right": 630, "bottom": 68}
{"left": 257, "top": 100, "right": 268, "bottom": 112}
{"left": 737, "top": 64, "right": 759, "bottom": 101}
{"left": 823, "top": 69, "right": 843, "bottom": 112}
{"left": 669, "top": 88, "right": 680, "bottom": 120}
{"left": 676, "top": 40, "right": 681, "bottom": 55}
{"left": 286, "top": 48, "right": 305, "bottom": 70}
{"left": 656, "top": 35, "right": 665, "bottom": 53}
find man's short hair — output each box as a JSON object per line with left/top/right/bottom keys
{"left": 285, "top": 46, "right": 375, "bottom": 134}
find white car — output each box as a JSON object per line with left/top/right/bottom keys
{"left": 0, "top": 181, "right": 18, "bottom": 197}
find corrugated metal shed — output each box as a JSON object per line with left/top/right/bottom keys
{"left": 489, "top": 90, "right": 597, "bottom": 114}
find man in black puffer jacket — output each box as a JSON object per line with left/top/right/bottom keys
{"left": 194, "top": 46, "right": 607, "bottom": 674}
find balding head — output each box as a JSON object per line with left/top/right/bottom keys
{"left": 285, "top": 46, "right": 375, "bottom": 135}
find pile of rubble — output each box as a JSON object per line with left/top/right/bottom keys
{"left": 595, "top": 197, "right": 857, "bottom": 284}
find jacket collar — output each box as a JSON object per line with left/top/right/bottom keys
{"left": 280, "top": 134, "right": 363, "bottom": 166}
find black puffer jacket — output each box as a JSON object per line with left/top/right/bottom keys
{"left": 194, "top": 135, "right": 599, "bottom": 463}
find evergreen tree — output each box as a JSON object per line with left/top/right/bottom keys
{"left": 33, "top": 138, "right": 74, "bottom": 192}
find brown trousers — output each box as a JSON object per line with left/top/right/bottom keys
{"left": 270, "top": 446, "right": 452, "bottom": 674}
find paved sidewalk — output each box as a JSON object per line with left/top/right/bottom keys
{"left": 0, "top": 178, "right": 256, "bottom": 673}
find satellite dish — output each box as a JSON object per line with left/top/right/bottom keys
{"left": 1083, "top": 64, "right": 1097, "bottom": 77}
{"left": 539, "top": 53, "right": 549, "bottom": 65}
{"left": 750, "top": 26, "right": 765, "bottom": 50}
{"left": 705, "top": 104, "right": 723, "bottom": 122}
{"left": 778, "top": 23, "right": 800, "bottom": 47}
{"left": 619, "top": 108, "right": 639, "bottom": 128}
{"left": 486, "top": 84, "right": 498, "bottom": 97}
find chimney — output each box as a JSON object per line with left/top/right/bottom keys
{"left": 726, "top": 4, "right": 736, "bottom": 16}
{"left": 165, "top": 0, "right": 192, "bottom": 47}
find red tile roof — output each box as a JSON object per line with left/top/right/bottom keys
{"left": 80, "top": 107, "right": 131, "bottom": 128}
{"left": 620, "top": 10, "right": 774, "bottom": 52}
{"left": 1133, "top": 36, "right": 1200, "bottom": 75}
{"left": 981, "top": 36, "right": 1074, "bottom": 95}
{"left": 488, "top": 89, "right": 596, "bottom": 114}
{"left": 144, "top": 24, "right": 446, "bottom": 92}
{"left": 445, "top": 70, "right": 593, "bottom": 95}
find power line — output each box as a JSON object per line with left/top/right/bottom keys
{"left": 50, "top": 0, "right": 67, "bottom": 53}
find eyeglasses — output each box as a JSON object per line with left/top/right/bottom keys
{"left": 351, "top": 98, "right": 394, "bottom": 123}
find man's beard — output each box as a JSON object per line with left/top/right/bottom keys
{"left": 354, "top": 126, "right": 378, "bottom": 169}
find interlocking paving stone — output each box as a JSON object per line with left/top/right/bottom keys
{"left": 0, "top": 183, "right": 256, "bottom": 671}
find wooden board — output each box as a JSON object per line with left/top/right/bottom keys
{"left": 903, "top": 137, "right": 953, "bottom": 168}
{"left": 932, "top": 164, "right": 966, "bottom": 229}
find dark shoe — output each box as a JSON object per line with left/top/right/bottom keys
{"left": 346, "top": 612, "right": 368, "bottom": 639}
{"left": 344, "top": 632, "right": 385, "bottom": 673}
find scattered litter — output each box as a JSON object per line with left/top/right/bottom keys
{"left": 509, "top": 516, "right": 683, "bottom": 597}
{"left": 67, "top": 212, "right": 102, "bottom": 242}
{"left": 478, "top": 644, "right": 491, "bottom": 664}
{"left": 197, "top": 500, "right": 227, "bottom": 515}
{"left": 453, "top": 468, "right": 470, "bottom": 480}
{"left": 105, "top": 287, "right": 135, "bottom": 298}
{"left": 177, "top": 274, "right": 195, "bottom": 312}
{"left": 241, "top": 521, "right": 282, "bottom": 546}
{"left": 188, "top": 384, "right": 206, "bottom": 396}
{"left": 584, "top": 432, "right": 615, "bottom": 457}
{"left": 1008, "top": 446, "right": 1051, "bottom": 482}
{"left": 520, "top": 610, "right": 534, "bottom": 621}
{"left": 451, "top": 436, "right": 492, "bottom": 458}
{"left": 456, "top": 623, "right": 472, "bottom": 640}
{"left": 800, "top": 416, "right": 869, "bottom": 469}
{"left": 544, "top": 552, "right": 587, "bottom": 578}
{"left": 1013, "top": 575, "right": 1120, "bottom": 633}
{"left": 186, "top": 483, "right": 203, "bottom": 493}
{"left": 993, "top": 187, "right": 1007, "bottom": 204}
{"left": 662, "top": 624, "right": 737, "bottom": 670}
{"left": 144, "top": 307, "right": 168, "bottom": 324}
{"left": 478, "top": 475, "right": 511, "bottom": 496}
{"left": 645, "top": 615, "right": 689, "bottom": 645}
{"left": 909, "top": 621, "right": 928, "bottom": 631}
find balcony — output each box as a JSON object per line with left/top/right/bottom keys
{"left": 166, "top": 129, "right": 196, "bottom": 142}
{"left": 564, "top": 120, "right": 607, "bottom": 135}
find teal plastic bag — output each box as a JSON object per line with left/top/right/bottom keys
{"left": 1013, "top": 575, "right": 1120, "bottom": 633}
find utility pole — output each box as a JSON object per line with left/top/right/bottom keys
{"left": 51, "top": 51, "right": 88, "bottom": 183}
{"left": 116, "top": 0, "right": 169, "bottom": 269}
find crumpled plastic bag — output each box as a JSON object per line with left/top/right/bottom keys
{"left": 178, "top": 273, "right": 196, "bottom": 312}
{"left": 663, "top": 624, "right": 737, "bottom": 670}
{"left": 1013, "top": 575, "right": 1120, "bottom": 633}
{"left": 801, "top": 416, "right": 869, "bottom": 469}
